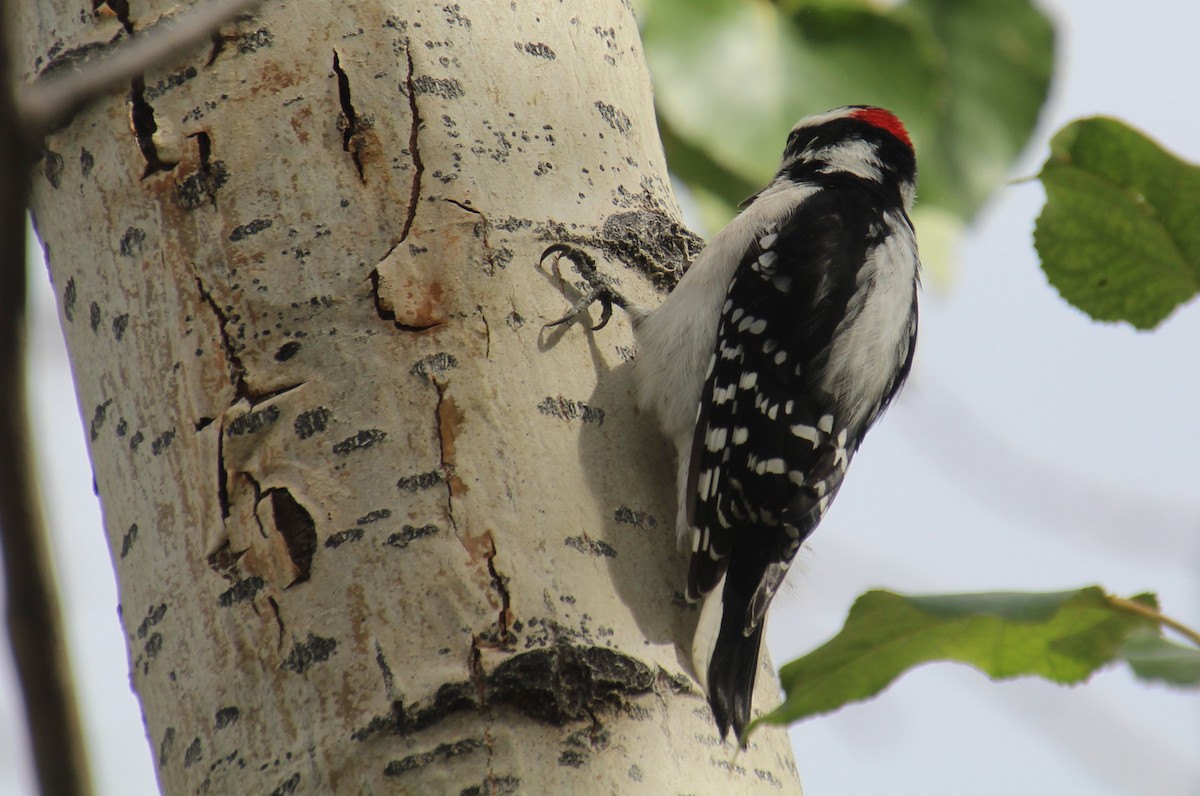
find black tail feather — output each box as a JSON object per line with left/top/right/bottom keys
{"left": 705, "top": 583, "right": 765, "bottom": 743}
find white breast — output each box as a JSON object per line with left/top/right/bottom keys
{"left": 821, "top": 210, "right": 918, "bottom": 430}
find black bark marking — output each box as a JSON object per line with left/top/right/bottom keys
{"left": 217, "top": 576, "right": 264, "bottom": 607}
{"left": 183, "top": 738, "right": 201, "bottom": 768}
{"left": 144, "top": 65, "right": 198, "bottom": 101}
{"left": 237, "top": 28, "right": 273, "bottom": 54}
{"left": 80, "top": 147, "right": 94, "bottom": 178}
{"left": 375, "top": 642, "right": 396, "bottom": 696}
{"left": 136, "top": 603, "right": 167, "bottom": 639}
{"left": 267, "top": 488, "right": 316, "bottom": 583}
{"left": 268, "top": 773, "right": 300, "bottom": 796}
{"left": 564, "top": 534, "right": 616, "bottom": 558}
{"left": 112, "top": 313, "right": 130, "bottom": 340}
{"left": 412, "top": 74, "right": 464, "bottom": 100}
{"left": 324, "top": 528, "right": 362, "bottom": 549}
{"left": 537, "top": 396, "right": 605, "bottom": 425}
{"left": 613, "top": 506, "right": 657, "bottom": 529}
{"left": 332, "top": 50, "right": 365, "bottom": 182}
{"left": 293, "top": 407, "right": 331, "bottom": 439}
{"left": 410, "top": 352, "right": 457, "bottom": 380}
{"left": 352, "top": 644, "right": 659, "bottom": 740}
{"left": 89, "top": 399, "right": 112, "bottom": 440}
{"left": 158, "top": 726, "right": 175, "bottom": 768}
{"left": 43, "top": 150, "right": 64, "bottom": 188}
{"left": 62, "top": 278, "right": 76, "bottom": 322}
{"left": 593, "top": 101, "right": 631, "bottom": 135}
{"left": 280, "top": 634, "right": 336, "bottom": 674}
{"left": 540, "top": 210, "right": 700, "bottom": 293}
{"left": 119, "top": 226, "right": 145, "bottom": 256}
{"left": 558, "top": 749, "right": 586, "bottom": 767}
{"left": 274, "top": 341, "right": 301, "bottom": 361}
{"left": 383, "top": 737, "right": 484, "bottom": 776}
{"left": 228, "top": 218, "right": 272, "bottom": 241}
{"left": 88, "top": 301, "right": 101, "bottom": 331}
{"left": 150, "top": 429, "right": 175, "bottom": 455}
{"left": 384, "top": 524, "right": 438, "bottom": 549}
{"left": 396, "top": 469, "right": 443, "bottom": 492}
{"left": 356, "top": 508, "right": 391, "bottom": 524}
{"left": 332, "top": 428, "right": 386, "bottom": 455}
{"left": 214, "top": 707, "right": 239, "bottom": 729}
{"left": 460, "top": 776, "right": 520, "bottom": 796}
{"left": 226, "top": 405, "right": 280, "bottom": 436}
{"left": 441, "top": 4, "right": 471, "bottom": 28}
{"left": 516, "top": 41, "right": 555, "bottom": 59}
{"left": 119, "top": 523, "right": 138, "bottom": 558}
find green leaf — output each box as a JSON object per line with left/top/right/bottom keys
{"left": 1035, "top": 117, "right": 1200, "bottom": 329}
{"left": 1119, "top": 627, "right": 1200, "bottom": 688}
{"left": 640, "top": 0, "right": 1054, "bottom": 235}
{"left": 754, "top": 588, "right": 1159, "bottom": 731}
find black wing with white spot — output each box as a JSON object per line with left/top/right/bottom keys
{"left": 685, "top": 184, "right": 885, "bottom": 609}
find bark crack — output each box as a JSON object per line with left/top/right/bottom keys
{"left": 431, "top": 379, "right": 458, "bottom": 536}
{"left": 196, "top": 276, "right": 248, "bottom": 398}
{"left": 177, "top": 131, "right": 228, "bottom": 210}
{"left": 478, "top": 306, "right": 490, "bottom": 360}
{"left": 130, "top": 76, "right": 178, "bottom": 177}
{"left": 483, "top": 538, "right": 511, "bottom": 644}
{"left": 368, "top": 267, "right": 443, "bottom": 332}
{"left": 443, "top": 198, "right": 479, "bottom": 215}
{"left": 467, "top": 639, "right": 498, "bottom": 792}
{"left": 216, "top": 420, "right": 230, "bottom": 520}
{"left": 94, "top": 0, "right": 134, "bottom": 32}
{"left": 332, "top": 50, "right": 365, "bottom": 183}
{"left": 266, "top": 596, "right": 285, "bottom": 649}
{"left": 444, "top": 198, "right": 501, "bottom": 277}
{"left": 399, "top": 45, "right": 424, "bottom": 241}
{"left": 264, "top": 488, "right": 316, "bottom": 585}
{"left": 196, "top": 277, "right": 305, "bottom": 403}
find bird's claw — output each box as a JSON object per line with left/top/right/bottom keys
{"left": 539, "top": 244, "right": 628, "bottom": 331}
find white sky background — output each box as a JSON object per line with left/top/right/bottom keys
{"left": 2, "top": 0, "right": 1199, "bottom": 793}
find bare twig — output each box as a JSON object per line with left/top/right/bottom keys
{"left": 1, "top": 10, "right": 94, "bottom": 796}
{"left": 1107, "top": 595, "right": 1200, "bottom": 648}
{"left": 18, "top": 0, "right": 263, "bottom": 138}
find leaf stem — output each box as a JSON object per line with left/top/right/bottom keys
{"left": 1107, "top": 595, "right": 1200, "bottom": 647}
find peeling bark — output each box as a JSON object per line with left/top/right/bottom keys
{"left": 18, "top": 1, "right": 801, "bottom": 793}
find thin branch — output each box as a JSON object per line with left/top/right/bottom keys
{"left": 1, "top": 9, "right": 94, "bottom": 795}
{"left": 18, "top": 0, "right": 262, "bottom": 139}
{"left": 1107, "top": 595, "right": 1200, "bottom": 648}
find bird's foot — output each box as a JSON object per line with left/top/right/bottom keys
{"left": 539, "top": 244, "right": 630, "bottom": 331}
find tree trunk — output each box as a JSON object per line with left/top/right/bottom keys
{"left": 18, "top": 1, "right": 802, "bottom": 792}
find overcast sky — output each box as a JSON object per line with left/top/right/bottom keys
{"left": 2, "top": 1, "right": 1198, "bottom": 794}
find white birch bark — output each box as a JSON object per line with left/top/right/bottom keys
{"left": 18, "top": 1, "right": 803, "bottom": 792}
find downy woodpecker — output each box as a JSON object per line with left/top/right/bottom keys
{"left": 543, "top": 106, "right": 920, "bottom": 741}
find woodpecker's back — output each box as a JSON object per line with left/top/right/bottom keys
{"left": 631, "top": 106, "right": 920, "bottom": 740}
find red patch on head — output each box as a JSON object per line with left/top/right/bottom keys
{"left": 852, "top": 107, "right": 912, "bottom": 150}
